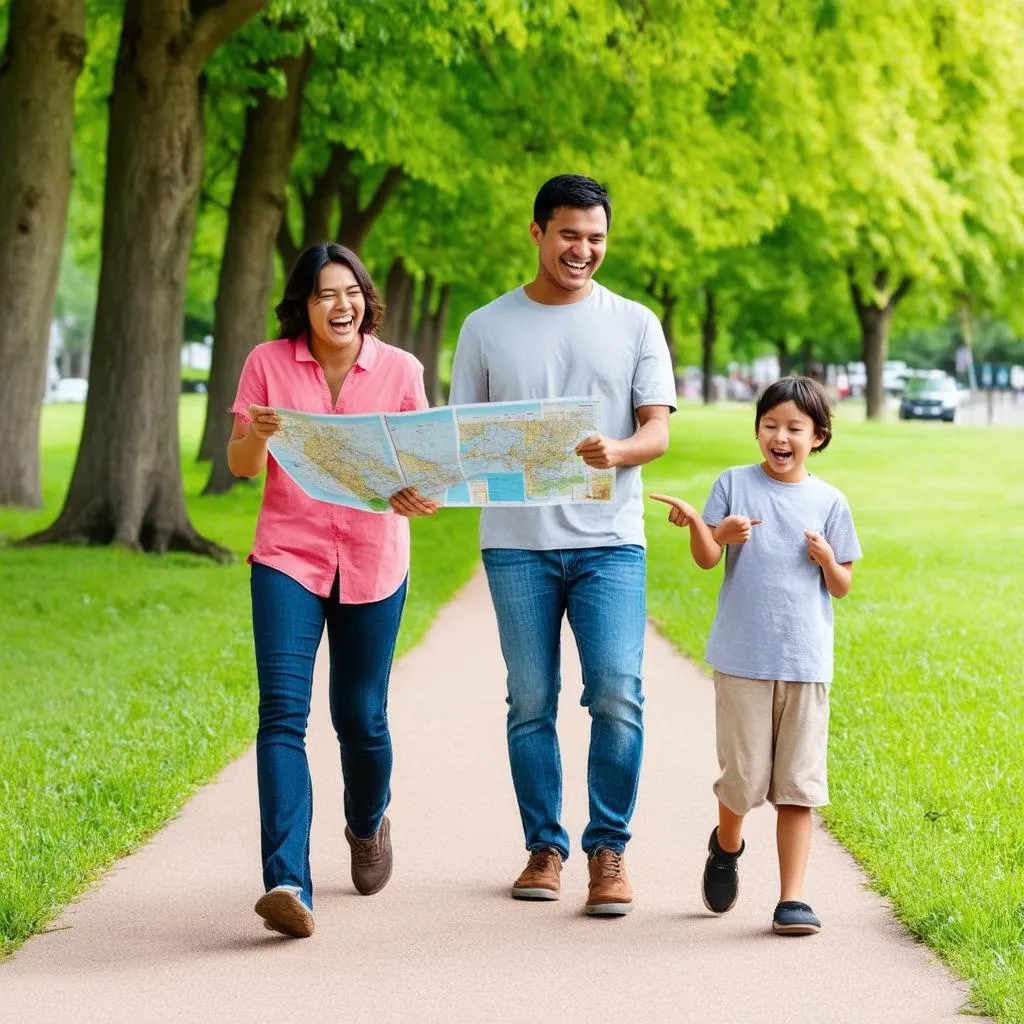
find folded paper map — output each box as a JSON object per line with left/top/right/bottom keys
{"left": 267, "top": 397, "right": 615, "bottom": 513}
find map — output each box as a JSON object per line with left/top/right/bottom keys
{"left": 267, "top": 398, "right": 615, "bottom": 513}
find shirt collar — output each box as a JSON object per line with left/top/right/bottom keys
{"left": 293, "top": 332, "right": 379, "bottom": 371}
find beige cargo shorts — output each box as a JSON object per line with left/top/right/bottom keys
{"left": 712, "top": 671, "right": 830, "bottom": 815}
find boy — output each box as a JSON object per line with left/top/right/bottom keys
{"left": 651, "top": 376, "right": 861, "bottom": 935}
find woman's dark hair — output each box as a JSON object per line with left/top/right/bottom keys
{"left": 755, "top": 376, "right": 833, "bottom": 453}
{"left": 275, "top": 242, "right": 384, "bottom": 339}
{"left": 533, "top": 174, "right": 612, "bottom": 232}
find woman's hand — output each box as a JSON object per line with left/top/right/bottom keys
{"left": 248, "top": 405, "right": 282, "bottom": 441}
{"left": 390, "top": 487, "right": 439, "bottom": 517}
{"left": 713, "top": 514, "right": 762, "bottom": 545}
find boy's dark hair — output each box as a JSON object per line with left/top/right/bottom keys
{"left": 275, "top": 242, "right": 384, "bottom": 339}
{"left": 755, "top": 376, "right": 833, "bottom": 453}
{"left": 533, "top": 174, "right": 612, "bottom": 232}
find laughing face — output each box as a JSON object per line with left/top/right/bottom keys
{"left": 756, "top": 400, "right": 824, "bottom": 482}
{"left": 306, "top": 261, "right": 366, "bottom": 353}
{"left": 530, "top": 204, "right": 608, "bottom": 299}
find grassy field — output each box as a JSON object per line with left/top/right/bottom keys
{"left": 0, "top": 396, "right": 481, "bottom": 957}
{"left": 644, "top": 404, "right": 1024, "bottom": 1022}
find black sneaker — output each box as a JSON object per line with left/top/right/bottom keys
{"left": 701, "top": 826, "right": 744, "bottom": 914}
{"left": 772, "top": 900, "right": 821, "bottom": 935}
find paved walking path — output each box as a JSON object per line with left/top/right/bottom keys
{"left": 4, "top": 569, "right": 984, "bottom": 1023}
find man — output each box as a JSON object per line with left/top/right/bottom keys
{"left": 449, "top": 174, "right": 676, "bottom": 915}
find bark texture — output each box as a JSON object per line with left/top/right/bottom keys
{"left": 701, "top": 286, "right": 717, "bottom": 404}
{"left": 0, "top": 0, "right": 86, "bottom": 507}
{"left": 849, "top": 268, "right": 912, "bottom": 421}
{"left": 200, "top": 47, "right": 310, "bottom": 493}
{"left": 24, "top": 0, "right": 265, "bottom": 557}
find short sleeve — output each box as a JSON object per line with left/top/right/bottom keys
{"left": 401, "top": 359, "right": 430, "bottom": 412}
{"left": 631, "top": 307, "right": 677, "bottom": 412}
{"left": 702, "top": 473, "right": 731, "bottom": 527}
{"left": 824, "top": 496, "right": 862, "bottom": 564}
{"left": 449, "top": 319, "right": 488, "bottom": 405}
{"left": 230, "top": 347, "right": 268, "bottom": 424}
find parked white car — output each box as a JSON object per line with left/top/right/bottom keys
{"left": 48, "top": 377, "right": 88, "bottom": 403}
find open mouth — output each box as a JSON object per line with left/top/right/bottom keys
{"left": 329, "top": 314, "right": 355, "bottom": 332}
{"left": 769, "top": 447, "right": 794, "bottom": 464}
{"left": 560, "top": 257, "right": 590, "bottom": 274}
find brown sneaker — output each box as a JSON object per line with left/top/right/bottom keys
{"left": 345, "top": 815, "right": 393, "bottom": 895}
{"left": 586, "top": 848, "right": 634, "bottom": 915}
{"left": 511, "top": 847, "right": 562, "bottom": 900}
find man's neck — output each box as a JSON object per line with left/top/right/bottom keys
{"left": 523, "top": 276, "right": 594, "bottom": 307}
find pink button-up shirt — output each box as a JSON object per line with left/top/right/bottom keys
{"left": 231, "top": 335, "right": 429, "bottom": 604}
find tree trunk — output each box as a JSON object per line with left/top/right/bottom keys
{"left": 199, "top": 46, "right": 309, "bottom": 493}
{"left": 849, "top": 269, "right": 912, "bottom": 421}
{"left": 801, "top": 338, "right": 815, "bottom": 377}
{"left": 421, "top": 282, "right": 451, "bottom": 405}
{"left": 412, "top": 275, "right": 436, "bottom": 362}
{"left": 382, "top": 257, "right": 413, "bottom": 348}
{"left": 23, "top": 0, "right": 265, "bottom": 558}
{"left": 0, "top": 0, "right": 86, "bottom": 507}
{"left": 774, "top": 339, "right": 792, "bottom": 377}
{"left": 336, "top": 162, "right": 405, "bottom": 255}
{"left": 700, "top": 286, "right": 716, "bottom": 404}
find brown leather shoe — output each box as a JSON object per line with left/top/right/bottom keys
{"left": 345, "top": 815, "right": 393, "bottom": 895}
{"left": 511, "top": 847, "right": 562, "bottom": 900}
{"left": 586, "top": 848, "right": 634, "bottom": 915}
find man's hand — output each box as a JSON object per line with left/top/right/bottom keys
{"left": 649, "top": 493, "right": 700, "bottom": 528}
{"left": 390, "top": 487, "right": 439, "bottom": 518}
{"left": 804, "top": 529, "right": 836, "bottom": 567}
{"left": 248, "top": 405, "right": 282, "bottom": 441}
{"left": 713, "top": 515, "right": 763, "bottom": 545}
{"left": 575, "top": 434, "right": 624, "bottom": 469}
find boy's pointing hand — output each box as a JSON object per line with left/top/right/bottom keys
{"left": 713, "top": 515, "right": 763, "bottom": 546}
{"left": 650, "top": 493, "right": 700, "bottom": 528}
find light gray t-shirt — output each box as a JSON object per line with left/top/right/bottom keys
{"left": 703, "top": 464, "right": 862, "bottom": 683}
{"left": 449, "top": 282, "right": 677, "bottom": 551}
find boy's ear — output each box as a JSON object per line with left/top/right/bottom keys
{"left": 811, "top": 432, "right": 825, "bottom": 451}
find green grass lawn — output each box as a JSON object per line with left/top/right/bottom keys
{"left": 645, "top": 404, "right": 1024, "bottom": 1023}
{"left": 0, "top": 396, "right": 480, "bottom": 958}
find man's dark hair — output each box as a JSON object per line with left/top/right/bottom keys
{"left": 755, "top": 376, "right": 833, "bottom": 453}
{"left": 275, "top": 242, "right": 384, "bottom": 339}
{"left": 533, "top": 174, "right": 612, "bottom": 232}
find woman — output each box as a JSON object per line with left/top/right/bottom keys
{"left": 228, "top": 243, "right": 438, "bottom": 938}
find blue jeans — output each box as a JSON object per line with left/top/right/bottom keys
{"left": 481, "top": 545, "right": 647, "bottom": 859}
{"left": 250, "top": 563, "right": 407, "bottom": 909}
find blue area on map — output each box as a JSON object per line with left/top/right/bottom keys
{"left": 483, "top": 473, "right": 526, "bottom": 502}
{"left": 445, "top": 481, "right": 471, "bottom": 505}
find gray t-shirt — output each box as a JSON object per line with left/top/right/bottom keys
{"left": 449, "top": 282, "right": 677, "bottom": 551}
{"left": 703, "top": 464, "right": 862, "bottom": 683}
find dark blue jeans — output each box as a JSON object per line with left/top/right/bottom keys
{"left": 481, "top": 545, "right": 647, "bottom": 860}
{"left": 250, "top": 563, "right": 407, "bottom": 910}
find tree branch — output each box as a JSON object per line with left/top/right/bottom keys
{"left": 362, "top": 166, "right": 405, "bottom": 227}
{"left": 187, "top": 0, "right": 267, "bottom": 71}
{"left": 891, "top": 276, "right": 913, "bottom": 307}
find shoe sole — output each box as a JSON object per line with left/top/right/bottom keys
{"left": 772, "top": 921, "right": 821, "bottom": 936}
{"left": 255, "top": 890, "right": 315, "bottom": 938}
{"left": 701, "top": 880, "right": 738, "bottom": 915}
{"left": 511, "top": 886, "right": 560, "bottom": 900}
{"left": 585, "top": 902, "right": 633, "bottom": 916}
